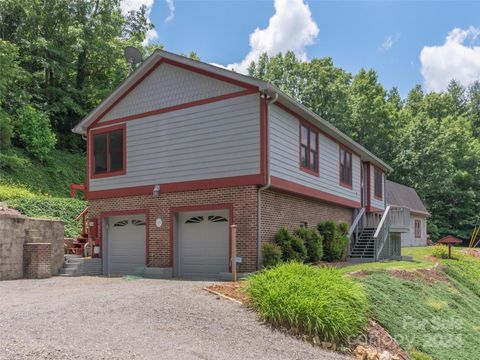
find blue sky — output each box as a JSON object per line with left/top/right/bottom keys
{"left": 123, "top": 0, "right": 480, "bottom": 97}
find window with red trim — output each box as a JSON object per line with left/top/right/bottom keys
{"left": 300, "top": 124, "right": 318, "bottom": 174}
{"left": 93, "top": 128, "right": 124, "bottom": 175}
{"left": 374, "top": 167, "right": 383, "bottom": 199}
{"left": 415, "top": 220, "right": 421, "bottom": 238}
{"left": 339, "top": 147, "right": 352, "bottom": 186}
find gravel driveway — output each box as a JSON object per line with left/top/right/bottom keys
{"left": 0, "top": 277, "right": 350, "bottom": 360}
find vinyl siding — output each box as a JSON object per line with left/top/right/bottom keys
{"left": 370, "top": 167, "right": 385, "bottom": 210}
{"left": 100, "top": 62, "right": 245, "bottom": 123}
{"left": 90, "top": 94, "right": 260, "bottom": 191}
{"left": 269, "top": 104, "right": 361, "bottom": 205}
{"left": 401, "top": 216, "right": 428, "bottom": 247}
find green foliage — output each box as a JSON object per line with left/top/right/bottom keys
{"left": 361, "top": 257, "right": 480, "bottom": 360}
{"left": 431, "top": 244, "right": 450, "bottom": 259}
{"left": 0, "top": 185, "right": 34, "bottom": 201}
{"left": 262, "top": 242, "right": 282, "bottom": 268}
{"left": 14, "top": 105, "right": 56, "bottom": 160}
{"left": 0, "top": 0, "right": 156, "bottom": 151}
{"left": 246, "top": 262, "right": 368, "bottom": 343}
{"left": 410, "top": 350, "right": 433, "bottom": 360}
{"left": 290, "top": 235, "right": 308, "bottom": 262}
{"left": 318, "top": 221, "right": 347, "bottom": 261}
{"left": 0, "top": 111, "right": 13, "bottom": 148}
{"left": 0, "top": 147, "right": 85, "bottom": 197}
{"left": 273, "top": 227, "right": 307, "bottom": 262}
{"left": 6, "top": 195, "right": 86, "bottom": 238}
{"left": 295, "top": 227, "right": 323, "bottom": 263}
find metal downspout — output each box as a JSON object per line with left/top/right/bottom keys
{"left": 256, "top": 91, "right": 278, "bottom": 270}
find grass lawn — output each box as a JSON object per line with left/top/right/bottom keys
{"left": 361, "top": 254, "right": 480, "bottom": 360}
{"left": 340, "top": 246, "right": 446, "bottom": 273}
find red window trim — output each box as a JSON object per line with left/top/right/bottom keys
{"left": 339, "top": 146, "right": 353, "bottom": 189}
{"left": 299, "top": 121, "right": 320, "bottom": 177}
{"left": 415, "top": 219, "right": 421, "bottom": 238}
{"left": 89, "top": 123, "right": 126, "bottom": 179}
{"left": 374, "top": 166, "right": 383, "bottom": 200}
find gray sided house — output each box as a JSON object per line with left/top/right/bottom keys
{"left": 71, "top": 50, "right": 411, "bottom": 280}
{"left": 387, "top": 180, "right": 429, "bottom": 247}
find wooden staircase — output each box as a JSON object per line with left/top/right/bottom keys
{"left": 348, "top": 206, "right": 410, "bottom": 262}
{"left": 349, "top": 227, "right": 376, "bottom": 259}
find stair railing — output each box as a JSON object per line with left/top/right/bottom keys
{"left": 348, "top": 207, "right": 366, "bottom": 257}
{"left": 373, "top": 206, "right": 391, "bottom": 261}
{"left": 75, "top": 207, "right": 89, "bottom": 237}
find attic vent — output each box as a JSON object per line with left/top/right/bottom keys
{"left": 185, "top": 216, "right": 204, "bottom": 224}
{"left": 113, "top": 220, "right": 128, "bottom": 227}
{"left": 131, "top": 219, "right": 146, "bottom": 226}
{"left": 208, "top": 215, "right": 228, "bottom": 223}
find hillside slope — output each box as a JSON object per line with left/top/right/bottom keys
{"left": 0, "top": 146, "right": 86, "bottom": 237}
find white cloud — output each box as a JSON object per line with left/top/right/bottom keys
{"left": 120, "top": 0, "right": 158, "bottom": 45}
{"left": 165, "top": 0, "right": 175, "bottom": 22}
{"left": 380, "top": 36, "right": 393, "bottom": 51}
{"left": 420, "top": 26, "right": 480, "bottom": 92}
{"left": 224, "top": 0, "right": 319, "bottom": 74}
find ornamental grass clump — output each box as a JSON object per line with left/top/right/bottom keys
{"left": 246, "top": 262, "right": 369, "bottom": 343}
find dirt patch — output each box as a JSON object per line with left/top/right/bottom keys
{"left": 461, "top": 248, "right": 480, "bottom": 258}
{"left": 388, "top": 267, "right": 448, "bottom": 284}
{"left": 206, "top": 281, "right": 250, "bottom": 305}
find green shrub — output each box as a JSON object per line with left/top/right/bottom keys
{"left": 14, "top": 105, "right": 56, "bottom": 160}
{"left": 262, "top": 243, "right": 282, "bottom": 268}
{"left": 318, "top": 221, "right": 347, "bottom": 262}
{"left": 246, "top": 262, "right": 369, "bottom": 343}
{"left": 0, "top": 111, "right": 13, "bottom": 149}
{"left": 431, "top": 244, "right": 449, "bottom": 259}
{"left": 410, "top": 350, "right": 433, "bottom": 360}
{"left": 290, "top": 235, "right": 308, "bottom": 262}
{"left": 296, "top": 227, "right": 323, "bottom": 263}
{"left": 6, "top": 195, "right": 87, "bottom": 237}
{"left": 273, "top": 227, "right": 307, "bottom": 262}
{"left": 0, "top": 185, "right": 34, "bottom": 201}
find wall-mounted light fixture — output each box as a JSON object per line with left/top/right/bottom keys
{"left": 153, "top": 184, "right": 160, "bottom": 196}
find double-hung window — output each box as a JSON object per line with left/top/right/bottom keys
{"left": 92, "top": 125, "right": 125, "bottom": 177}
{"left": 300, "top": 123, "right": 319, "bottom": 175}
{"left": 374, "top": 167, "right": 383, "bottom": 199}
{"left": 339, "top": 147, "right": 352, "bottom": 187}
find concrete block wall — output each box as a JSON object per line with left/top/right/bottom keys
{"left": 0, "top": 214, "right": 64, "bottom": 280}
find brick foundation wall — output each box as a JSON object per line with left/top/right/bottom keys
{"left": 88, "top": 185, "right": 258, "bottom": 273}
{"left": 260, "top": 189, "right": 353, "bottom": 248}
{"left": 23, "top": 243, "right": 51, "bottom": 279}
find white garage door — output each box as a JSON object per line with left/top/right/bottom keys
{"left": 107, "top": 214, "right": 146, "bottom": 276}
{"left": 178, "top": 210, "right": 229, "bottom": 280}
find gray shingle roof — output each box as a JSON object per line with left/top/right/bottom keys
{"left": 386, "top": 180, "right": 429, "bottom": 216}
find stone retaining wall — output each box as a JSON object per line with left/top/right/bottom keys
{"left": 0, "top": 214, "right": 64, "bottom": 280}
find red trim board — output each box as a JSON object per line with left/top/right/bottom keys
{"left": 270, "top": 176, "right": 361, "bottom": 209}
{"left": 169, "top": 203, "right": 234, "bottom": 270}
{"left": 88, "top": 57, "right": 258, "bottom": 129}
{"left": 91, "top": 89, "right": 257, "bottom": 129}
{"left": 86, "top": 174, "right": 264, "bottom": 200}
